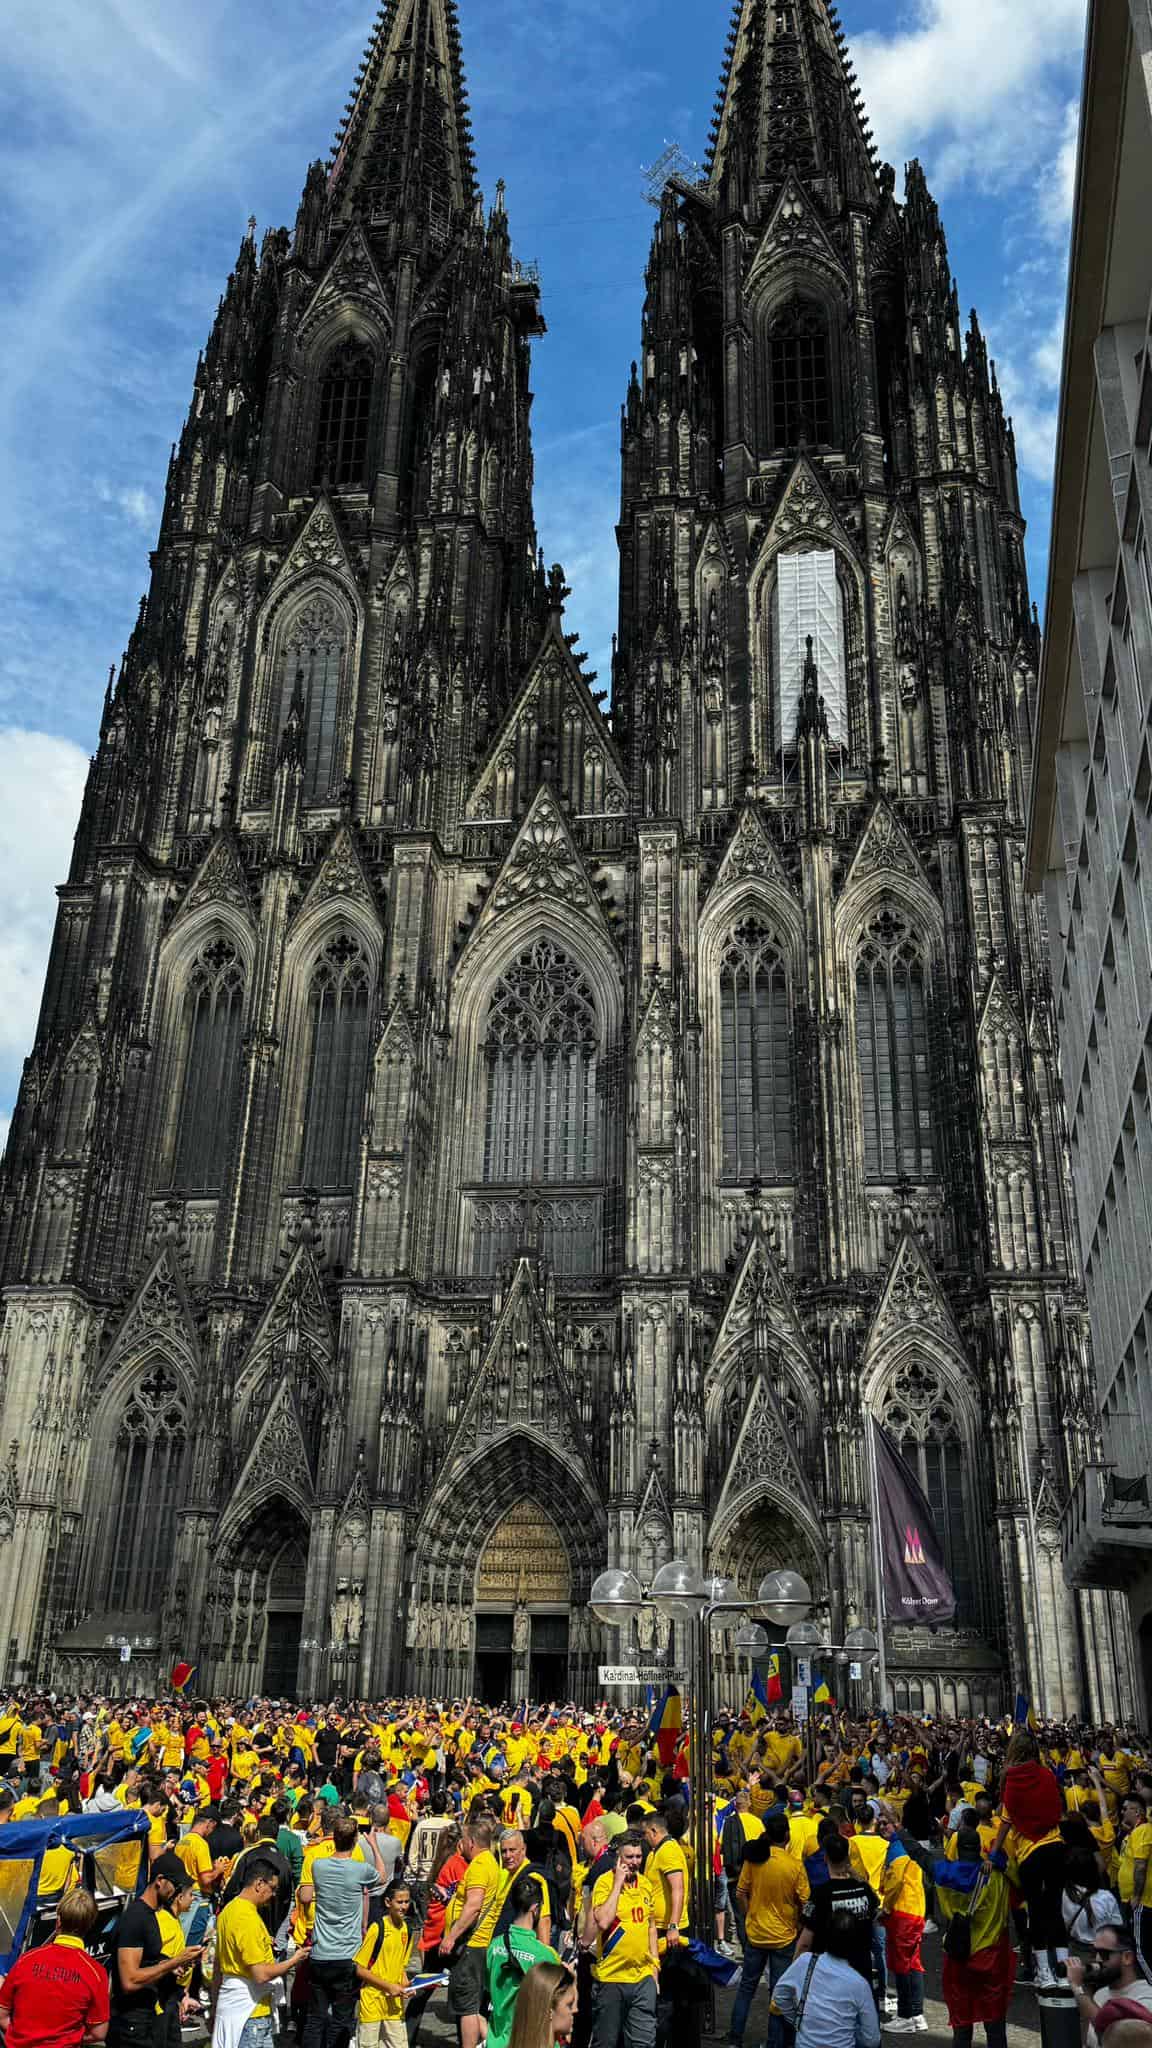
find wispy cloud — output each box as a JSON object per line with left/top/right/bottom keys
{"left": 0, "top": 729, "right": 90, "bottom": 1119}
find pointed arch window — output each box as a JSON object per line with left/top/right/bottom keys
{"left": 300, "top": 933, "right": 373, "bottom": 1190}
{"left": 720, "top": 917, "right": 795, "bottom": 1183}
{"left": 768, "top": 299, "right": 832, "bottom": 449}
{"left": 278, "top": 596, "right": 348, "bottom": 805}
{"left": 173, "top": 939, "right": 246, "bottom": 1194}
{"left": 102, "top": 1366, "right": 189, "bottom": 1611}
{"left": 881, "top": 1358, "right": 975, "bottom": 1624}
{"left": 482, "top": 940, "right": 602, "bottom": 1186}
{"left": 313, "top": 341, "right": 374, "bottom": 489}
{"left": 855, "top": 909, "right": 935, "bottom": 1180}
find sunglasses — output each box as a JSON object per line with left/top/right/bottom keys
{"left": 1092, "top": 1947, "right": 1123, "bottom": 1960}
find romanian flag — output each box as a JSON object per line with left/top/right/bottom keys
{"left": 1013, "top": 1692, "right": 1039, "bottom": 1731}
{"left": 745, "top": 1671, "right": 769, "bottom": 1725}
{"left": 170, "top": 1661, "right": 197, "bottom": 1696}
{"left": 813, "top": 1673, "right": 834, "bottom": 1708}
{"left": 766, "top": 1654, "right": 783, "bottom": 1705}
{"left": 649, "top": 1686, "right": 683, "bottom": 1769}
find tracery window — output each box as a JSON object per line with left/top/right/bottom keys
{"left": 769, "top": 299, "right": 833, "bottom": 448}
{"left": 173, "top": 939, "right": 245, "bottom": 1194}
{"left": 855, "top": 909, "right": 935, "bottom": 1180}
{"left": 881, "top": 1357, "right": 974, "bottom": 1623}
{"left": 719, "top": 917, "right": 795, "bottom": 1183}
{"left": 313, "top": 342, "right": 374, "bottom": 489}
{"left": 482, "top": 940, "right": 602, "bottom": 1186}
{"left": 277, "top": 596, "right": 347, "bottom": 805}
{"left": 103, "top": 1367, "right": 188, "bottom": 1611}
{"left": 300, "top": 934, "right": 373, "bottom": 1189}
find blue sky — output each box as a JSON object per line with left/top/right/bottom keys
{"left": 0, "top": 0, "right": 1087, "bottom": 1137}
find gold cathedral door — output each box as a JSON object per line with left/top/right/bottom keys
{"left": 474, "top": 1501, "right": 571, "bottom": 1705}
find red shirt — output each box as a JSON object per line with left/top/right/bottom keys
{"left": 206, "top": 1755, "right": 228, "bottom": 1802}
{"left": 0, "top": 1935, "right": 110, "bottom": 2048}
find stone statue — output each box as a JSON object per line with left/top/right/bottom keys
{"left": 348, "top": 1581, "right": 365, "bottom": 1645}
{"left": 405, "top": 1601, "right": 421, "bottom": 1651}
{"left": 512, "top": 1601, "right": 530, "bottom": 1654}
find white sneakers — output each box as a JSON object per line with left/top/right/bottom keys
{"left": 883, "top": 2017, "right": 928, "bottom": 2033}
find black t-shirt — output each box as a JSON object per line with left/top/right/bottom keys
{"left": 902, "top": 1792, "right": 935, "bottom": 1841}
{"left": 316, "top": 1729, "right": 340, "bottom": 1768}
{"left": 208, "top": 1822, "right": 244, "bottom": 1864}
{"left": 802, "top": 1876, "right": 877, "bottom": 1983}
{"left": 111, "top": 1897, "right": 164, "bottom": 2012}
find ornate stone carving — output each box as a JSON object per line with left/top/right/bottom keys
{"left": 490, "top": 791, "right": 591, "bottom": 914}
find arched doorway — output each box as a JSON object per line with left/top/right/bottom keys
{"left": 409, "top": 1433, "right": 607, "bottom": 1702}
{"left": 207, "top": 1497, "right": 311, "bottom": 1697}
{"left": 474, "top": 1501, "right": 571, "bottom": 1705}
{"left": 709, "top": 1494, "right": 827, "bottom": 1702}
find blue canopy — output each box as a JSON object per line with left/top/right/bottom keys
{"left": 0, "top": 1810, "right": 150, "bottom": 1860}
{"left": 0, "top": 1809, "right": 150, "bottom": 1972}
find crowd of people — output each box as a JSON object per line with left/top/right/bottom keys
{"left": 0, "top": 1691, "right": 1150, "bottom": 2048}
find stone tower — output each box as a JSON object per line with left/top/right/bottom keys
{"left": 0, "top": 0, "right": 1134, "bottom": 1718}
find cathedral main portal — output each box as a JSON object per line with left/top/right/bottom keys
{"left": 474, "top": 1501, "right": 571, "bottom": 1705}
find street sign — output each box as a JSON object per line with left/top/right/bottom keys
{"left": 791, "top": 1683, "right": 809, "bottom": 1722}
{"left": 795, "top": 1657, "right": 811, "bottom": 1688}
{"left": 849, "top": 1661, "right": 863, "bottom": 1681}
{"left": 119, "top": 1645, "right": 131, "bottom": 1664}
{"left": 598, "top": 1666, "right": 690, "bottom": 1685}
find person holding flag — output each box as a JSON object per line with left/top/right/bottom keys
{"left": 648, "top": 1688, "right": 682, "bottom": 1773}
{"left": 745, "top": 1673, "right": 770, "bottom": 1727}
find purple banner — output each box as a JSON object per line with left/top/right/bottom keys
{"left": 874, "top": 1421, "right": 957, "bottom": 1624}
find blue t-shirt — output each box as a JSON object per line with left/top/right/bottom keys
{"left": 311, "top": 1855, "right": 377, "bottom": 1961}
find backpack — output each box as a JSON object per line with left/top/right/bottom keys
{"left": 943, "top": 1870, "right": 988, "bottom": 1963}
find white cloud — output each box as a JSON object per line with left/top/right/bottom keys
{"left": 1040, "top": 99, "right": 1081, "bottom": 235}
{"left": 853, "top": 0, "right": 1086, "bottom": 193}
{"left": 96, "top": 481, "right": 156, "bottom": 532}
{"left": 0, "top": 730, "right": 89, "bottom": 1108}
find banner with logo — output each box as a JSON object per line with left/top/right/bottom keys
{"left": 873, "top": 1420, "right": 956, "bottom": 1624}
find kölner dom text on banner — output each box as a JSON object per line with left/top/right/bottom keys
{"left": 0, "top": 0, "right": 1135, "bottom": 1720}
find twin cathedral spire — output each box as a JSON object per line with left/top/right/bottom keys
{"left": 0, "top": 0, "right": 1125, "bottom": 1726}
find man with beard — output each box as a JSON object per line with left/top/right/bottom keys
{"left": 1068, "top": 1927, "right": 1152, "bottom": 2048}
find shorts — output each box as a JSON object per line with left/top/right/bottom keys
{"left": 447, "top": 1944, "right": 488, "bottom": 2019}
{"left": 358, "top": 2023, "right": 410, "bottom": 2048}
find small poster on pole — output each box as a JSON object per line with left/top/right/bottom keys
{"left": 119, "top": 1644, "right": 132, "bottom": 1664}
{"left": 795, "top": 1657, "right": 811, "bottom": 1689}
{"left": 791, "top": 1683, "right": 809, "bottom": 1723}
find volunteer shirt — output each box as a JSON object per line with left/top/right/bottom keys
{"left": 446, "top": 1848, "right": 507, "bottom": 1950}
{"left": 311, "top": 1853, "right": 377, "bottom": 1961}
{"left": 216, "top": 1895, "right": 274, "bottom": 2019}
{"left": 486, "top": 1926, "right": 559, "bottom": 2048}
{"left": 0, "top": 1934, "right": 110, "bottom": 2048}
{"left": 358, "top": 1917, "right": 417, "bottom": 2024}
{"left": 739, "top": 1849, "right": 810, "bottom": 1949}
{"left": 590, "top": 1870, "right": 657, "bottom": 1984}
{"left": 648, "top": 1837, "right": 690, "bottom": 1931}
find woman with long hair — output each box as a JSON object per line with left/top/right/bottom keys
{"left": 507, "top": 1959, "right": 579, "bottom": 2048}
{"left": 419, "top": 1820, "right": 465, "bottom": 1967}
{"left": 994, "top": 1732, "right": 1067, "bottom": 1989}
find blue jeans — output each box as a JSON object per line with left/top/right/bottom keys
{"left": 239, "top": 2023, "right": 276, "bottom": 2048}
{"left": 872, "top": 1922, "right": 888, "bottom": 1997}
{"left": 729, "top": 1940, "right": 796, "bottom": 2048}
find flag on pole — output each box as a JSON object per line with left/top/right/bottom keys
{"left": 872, "top": 1421, "right": 957, "bottom": 1624}
{"left": 813, "top": 1672, "right": 834, "bottom": 1707}
{"left": 765, "top": 1653, "right": 783, "bottom": 1704}
{"left": 648, "top": 1686, "right": 683, "bottom": 1769}
{"left": 745, "top": 1671, "right": 769, "bottom": 1725}
{"left": 170, "top": 1661, "right": 198, "bottom": 1695}
{"left": 1013, "top": 1692, "right": 1039, "bottom": 1731}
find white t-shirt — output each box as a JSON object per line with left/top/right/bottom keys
{"left": 1087, "top": 1978, "right": 1152, "bottom": 2048}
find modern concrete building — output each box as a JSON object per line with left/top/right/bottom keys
{"left": 1028, "top": 0, "right": 1152, "bottom": 1710}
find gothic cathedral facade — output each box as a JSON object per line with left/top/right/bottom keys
{"left": 0, "top": 0, "right": 1136, "bottom": 1718}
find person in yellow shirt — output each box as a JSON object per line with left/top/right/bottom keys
{"left": 589, "top": 1834, "right": 658, "bottom": 2037}
{"left": 212, "top": 1858, "right": 308, "bottom": 2040}
{"left": 357, "top": 1879, "right": 417, "bottom": 2048}
{"left": 0, "top": 1702, "right": 22, "bottom": 1778}
{"left": 440, "top": 1817, "right": 509, "bottom": 2048}
{"left": 19, "top": 1719, "right": 43, "bottom": 1788}
{"left": 642, "top": 1811, "right": 689, "bottom": 1948}
{"left": 175, "top": 1809, "right": 229, "bottom": 1936}
{"left": 732, "top": 1815, "right": 810, "bottom": 2044}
